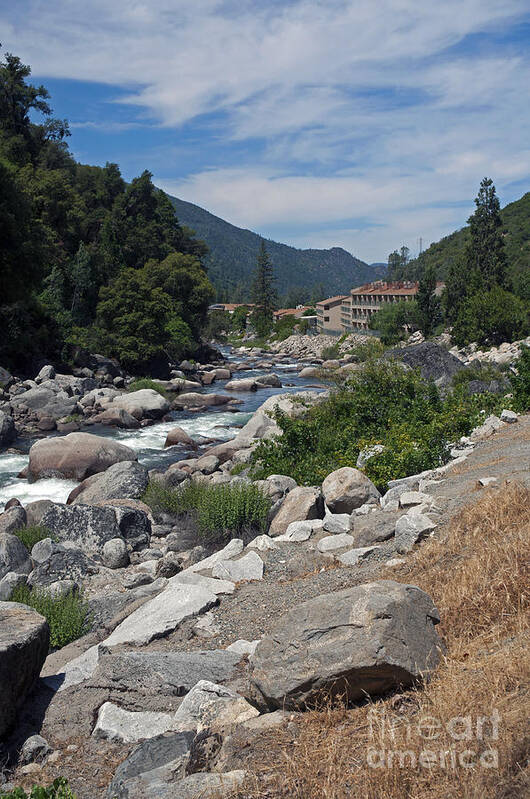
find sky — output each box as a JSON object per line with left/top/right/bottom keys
{"left": 2, "top": 0, "right": 530, "bottom": 263}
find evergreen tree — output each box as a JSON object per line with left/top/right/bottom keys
{"left": 466, "top": 177, "right": 506, "bottom": 289}
{"left": 251, "top": 241, "right": 277, "bottom": 337}
{"left": 416, "top": 263, "right": 441, "bottom": 336}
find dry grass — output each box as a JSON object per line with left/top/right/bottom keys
{"left": 232, "top": 483, "right": 530, "bottom": 799}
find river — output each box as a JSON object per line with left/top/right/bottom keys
{"left": 0, "top": 348, "right": 324, "bottom": 511}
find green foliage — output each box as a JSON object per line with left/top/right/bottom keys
{"left": 466, "top": 177, "right": 506, "bottom": 290}
{"left": 143, "top": 479, "right": 270, "bottom": 544}
{"left": 0, "top": 778, "right": 76, "bottom": 799}
{"left": 512, "top": 345, "right": 530, "bottom": 412}
{"left": 345, "top": 338, "right": 386, "bottom": 361}
{"left": 127, "top": 378, "right": 169, "bottom": 398}
{"left": 387, "top": 246, "right": 410, "bottom": 281}
{"left": 205, "top": 310, "right": 231, "bottom": 339}
{"left": 416, "top": 263, "right": 442, "bottom": 336}
{"left": 13, "top": 525, "right": 52, "bottom": 551}
{"left": 250, "top": 360, "right": 508, "bottom": 490}
{"left": 273, "top": 314, "right": 299, "bottom": 341}
{"left": 231, "top": 306, "right": 249, "bottom": 333}
{"left": 451, "top": 362, "right": 508, "bottom": 389}
{"left": 321, "top": 343, "right": 340, "bottom": 360}
{"left": 251, "top": 242, "right": 277, "bottom": 338}
{"left": 369, "top": 300, "right": 418, "bottom": 344}
{"left": 10, "top": 585, "right": 90, "bottom": 649}
{"left": 452, "top": 287, "right": 529, "bottom": 348}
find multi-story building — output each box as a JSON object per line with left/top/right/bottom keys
{"left": 340, "top": 280, "right": 443, "bottom": 332}
{"left": 316, "top": 295, "right": 349, "bottom": 334}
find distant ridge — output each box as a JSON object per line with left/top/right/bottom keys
{"left": 168, "top": 194, "right": 385, "bottom": 299}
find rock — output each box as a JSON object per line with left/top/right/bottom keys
{"left": 156, "top": 552, "right": 182, "bottom": 579}
{"left": 106, "top": 731, "right": 194, "bottom": 799}
{"left": 0, "top": 533, "right": 32, "bottom": 579}
{"left": 104, "top": 583, "right": 217, "bottom": 647}
{"left": 399, "top": 491, "right": 432, "bottom": 508}
{"left": 470, "top": 414, "right": 505, "bottom": 441}
{"left": 257, "top": 390, "right": 328, "bottom": 419}
{"left": 247, "top": 534, "right": 277, "bottom": 551}
{"left": 35, "top": 365, "right": 56, "bottom": 383}
{"left": 317, "top": 533, "right": 354, "bottom": 552}
{"left": 255, "top": 373, "right": 282, "bottom": 387}
{"left": 186, "top": 538, "right": 244, "bottom": 574}
{"left": 93, "top": 702, "right": 180, "bottom": 743}
{"left": 478, "top": 476, "right": 497, "bottom": 487}
{"left": 250, "top": 581, "right": 441, "bottom": 709}
{"left": 79, "top": 387, "right": 120, "bottom": 409}
{"left": 30, "top": 537, "right": 58, "bottom": 564}
{"left": 91, "top": 649, "right": 242, "bottom": 699}
{"left": 298, "top": 366, "right": 321, "bottom": 378}
{"left": 172, "top": 680, "right": 259, "bottom": 733}
{"left": 0, "top": 601, "right": 50, "bottom": 737}
{"left": 28, "top": 547, "right": 97, "bottom": 588}
{"left": 224, "top": 378, "right": 258, "bottom": 391}
{"left": 28, "top": 432, "right": 136, "bottom": 481}
{"left": 196, "top": 455, "right": 220, "bottom": 474}
{"left": 352, "top": 516, "right": 396, "bottom": 547}
{"left": 356, "top": 444, "right": 385, "bottom": 469}
{"left": 110, "top": 389, "right": 170, "bottom": 420}
{"left": 321, "top": 359, "right": 340, "bottom": 370}
{"left": 68, "top": 461, "right": 149, "bottom": 505}
{"left": 322, "top": 467, "right": 380, "bottom": 514}
{"left": 500, "top": 409, "right": 518, "bottom": 423}
{"left": 0, "top": 411, "right": 16, "bottom": 447}
{"left": 164, "top": 426, "right": 197, "bottom": 449}
{"left": 0, "top": 572, "right": 26, "bottom": 601}
{"left": 170, "top": 572, "right": 235, "bottom": 595}
{"left": 25, "top": 500, "right": 55, "bottom": 527}
{"left": 103, "top": 538, "right": 130, "bottom": 569}
{"left": 0, "top": 506, "right": 27, "bottom": 536}
{"left": 212, "top": 368, "right": 231, "bottom": 380}
{"left": 394, "top": 512, "right": 437, "bottom": 553}
{"left": 40, "top": 504, "right": 122, "bottom": 555}
{"left": 265, "top": 474, "right": 297, "bottom": 495}
{"left": 90, "top": 408, "right": 140, "bottom": 429}
{"left": 268, "top": 487, "right": 323, "bottom": 536}
{"left": 337, "top": 546, "right": 379, "bottom": 565}
{"left": 43, "top": 643, "right": 101, "bottom": 693}
{"left": 235, "top": 412, "right": 281, "bottom": 444}
{"left": 4, "top": 498, "right": 21, "bottom": 510}
{"left": 387, "top": 342, "right": 465, "bottom": 385}
{"left": 226, "top": 639, "right": 260, "bottom": 657}
{"left": 275, "top": 519, "right": 323, "bottom": 542}
{"left": 322, "top": 513, "right": 351, "bottom": 533}
{"left": 173, "top": 392, "right": 230, "bottom": 409}
{"left": 20, "top": 734, "right": 51, "bottom": 765}
{"left": 211, "top": 551, "right": 264, "bottom": 582}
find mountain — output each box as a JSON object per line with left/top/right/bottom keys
{"left": 404, "top": 192, "right": 530, "bottom": 299}
{"left": 168, "top": 195, "right": 385, "bottom": 300}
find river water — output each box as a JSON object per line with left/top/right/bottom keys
{"left": 0, "top": 348, "right": 323, "bottom": 511}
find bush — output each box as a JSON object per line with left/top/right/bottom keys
{"left": 250, "top": 359, "right": 507, "bottom": 490}
{"left": 512, "top": 344, "right": 530, "bottom": 411}
{"left": 0, "top": 778, "right": 76, "bottom": 799}
{"left": 345, "top": 338, "right": 386, "bottom": 362}
{"left": 451, "top": 361, "right": 508, "bottom": 389}
{"left": 452, "top": 286, "right": 529, "bottom": 347}
{"left": 13, "top": 525, "right": 52, "bottom": 551}
{"left": 127, "top": 378, "right": 169, "bottom": 398}
{"left": 369, "top": 300, "right": 418, "bottom": 344}
{"left": 320, "top": 343, "right": 340, "bottom": 360}
{"left": 143, "top": 479, "right": 271, "bottom": 544}
{"left": 10, "top": 585, "right": 90, "bottom": 650}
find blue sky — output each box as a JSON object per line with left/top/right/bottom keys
{"left": 2, "top": 0, "right": 530, "bottom": 262}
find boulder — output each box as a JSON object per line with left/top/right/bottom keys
{"left": 0, "top": 506, "right": 27, "bottom": 536}
{"left": 0, "top": 572, "right": 27, "bottom": 601}
{"left": 28, "top": 546, "right": 98, "bottom": 587}
{"left": 224, "top": 378, "right": 258, "bottom": 392}
{"left": 164, "top": 427, "right": 197, "bottom": 449}
{"left": 35, "top": 365, "right": 56, "bottom": 383}
{"left": 110, "top": 389, "right": 170, "bottom": 420}
{"left": 171, "top": 680, "right": 259, "bottom": 733}
{"left": 28, "top": 432, "right": 136, "bottom": 481}
{"left": 387, "top": 342, "right": 464, "bottom": 386}
{"left": 0, "top": 411, "right": 16, "bottom": 447}
{"left": 211, "top": 551, "right": 264, "bottom": 582}
{"left": 172, "top": 392, "right": 231, "bottom": 409}
{"left": 322, "top": 467, "right": 380, "bottom": 514}
{"left": 68, "top": 461, "right": 149, "bottom": 505}
{"left": 257, "top": 390, "right": 328, "bottom": 419}
{"left": 268, "top": 487, "right": 323, "bottom": 536}
{"left": 337, "top": 545, "right": 380, "bottom": 566}
{"left": 317, "top": 533, "right": 354, "bottom": 552}
{"left": 0, "top": 534, "right": 32, "bottom": 579}
{"left": 394, "top": 512, "right": 437, "bottom": 553}
{"left": 103, "top": 538, "right": 130, "bottom": 569}
{"left": 93, "top": 702, "right": 179, "bottom": 743}
{"left": 255, "top": 373, "right": 282, "bottom": 387}
{"left": 25, "top": 500, "right": 56, "bottom": 527}
{"left": 322, "top": 513, "right": 351, "bottom": 533}
{"left": 250, "top": 581, "right": 441, "bottom": 709}
{"left": 40, "top": 504, "right": 122, "bottom": 555}
{"left": 0, "top": 601, "right": 50, "bottom": 737}
{"left": 90, "top": 408, "right": 140, "bottom": 429}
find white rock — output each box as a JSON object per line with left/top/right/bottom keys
{"left": 478, "top": 476, "right": 497, "bottom": 487}
{"left": 194, "top": 611, "right": 220, "bottom": 638}
{"left": 275, "top": 519, "right": 322, "bottom": 542}
{"left": 337, "top": 546, "right": 379, "bottom": 565}
{"left": 247, "top": 535, "right": 277, "bottom": 552}
{"left": 212, "top": 551, "right": 264, "bottom": 582}
{"left": 322, "top": 513, "right": 351, "bottom": 533}
{"left": 187, "top": 539, "right": 244, "bottom": 573}
{"left": 394, "top": 513, "right": 437, "bottom": 553}
{"left": 317, "top": 533, "right": 354, "bottom": 552}
{"left": 172, "top": 680, "right": 259, "bottom": 733}
{"left": 93, "top": 702, "right": 177, "bottom": 743}
{"left": 500, "top": 409, "right": 518, "bottom": 423}
{"left": 43, "top": 643, "right": 101, "bottom": 692}
{"left": 169, "top": 572, "right": 235, "bottom": 594}
{"left": 226, "top": 640, "right": 260, "bottom": 656}
{"left": 385, "top": 558, "right": 406, "bottom": 567}
{"left": 104, "top": 584, "right": 217, "bottom": 647}
{"left": 399, "top": 491, "right": 432, "bottom": 508}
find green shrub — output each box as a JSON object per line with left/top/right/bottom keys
{"left": 346, "top": 338, "right": 386, "bottom": 362}
{"left": 0, "top": 778, "right": 76, "bottom": 799}
{"left": 10, "top": 586, "right": 90, "bottom": 649}
{"left": 451, "top": 361, "right": 508, "bottom": 389}
{"left": 250, "top": 359, "right": 508, "bottom": 490}
{"left": 127, "top": 378, "right": 169, "bottom": 398}
{"left": 451, "top": 286, "right": 529, "bottom": 347}
{"left": 143, "top": 479, "right": 270, "bottom": 543}
{"left": 321, "top": 343, "right": 340, "bottom": 360}
{"left": 13, "top": 525, "right": 52, "bottom": 551}
{"left": 512, "top": 345, "right": 530, "bottom": 411}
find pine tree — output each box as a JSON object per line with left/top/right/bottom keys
{"left": 416, "top": 263, "right": 441, "bottom": 336}
{"left": 466, "top": 177, "right": 506, "bottom": 289}
{"left": 251, "top": 241, "right": 277, "bottom": 337}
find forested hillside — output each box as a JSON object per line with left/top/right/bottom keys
{"left": 403, "top": 192, "right": 530, "bottom": 300}
{"left": 0, "top": 52, "right": 213, "bottom": 374}
{"left": 169, "top": 195, "right": 385, "bottom": 300}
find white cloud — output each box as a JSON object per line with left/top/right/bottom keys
{"left": 2, "top": 0, "right": 529, "bottom": 260}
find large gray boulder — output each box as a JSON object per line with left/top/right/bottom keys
{"left": 268, "top": 486, "right": 323, "bottom": 536}
{"left": 68, "top": 461, "right": 149, "bottom": 505}
{"left": 172, "top": 393, "right": 231, "bottom": 408}
{"left": 0, "top": 410, "right": 16, "bottom": 447}
{"left": 0, "top": 506, "right": 27, "bottom": 536}
{"left": 387, "top": 342, "right": 465, "bottom": 386}
{"left": 322, "top": 467, "right": 380, "bottom": 514}
{"left": 28, "top": 545, "right": 99, "bottom": 588}
{"left": 40, "top": 504, "right": 121, "bottom": 555}
{"left": 90, "top": 407, "right": 140, "bottom": 429}
{"left": 28, "top": 432, "right": 136, "bottom": 481}
{"left": 0, "top": 534, "right": 32, "bottom": 580}
{"left": 250, "top": 580, "right": 441, "bottom": 709}
{"left": 110, "top": 389, "right": 170, "bottom": 420}
{"left": 0, "top": 601, "right": 50, "bottom": 738}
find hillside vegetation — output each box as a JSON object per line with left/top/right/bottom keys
{"left": 170, "top": 195, "right": 385, "bottom": 300}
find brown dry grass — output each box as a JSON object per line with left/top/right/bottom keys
{"left": 232, "top": 483, "right": 530, "bottom": 799}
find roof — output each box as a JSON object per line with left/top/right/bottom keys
{"left": 350, "top": 281, "right": 419, "bottom": 297}
{"left": 316, "top": 295, "right": 349, "bottom": 306}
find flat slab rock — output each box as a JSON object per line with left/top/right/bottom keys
{"left": 250, "top": 580, "right": 441, "bottom": 709}
{"left": 211, "top": 551, "right": 264, "bottom": 582}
